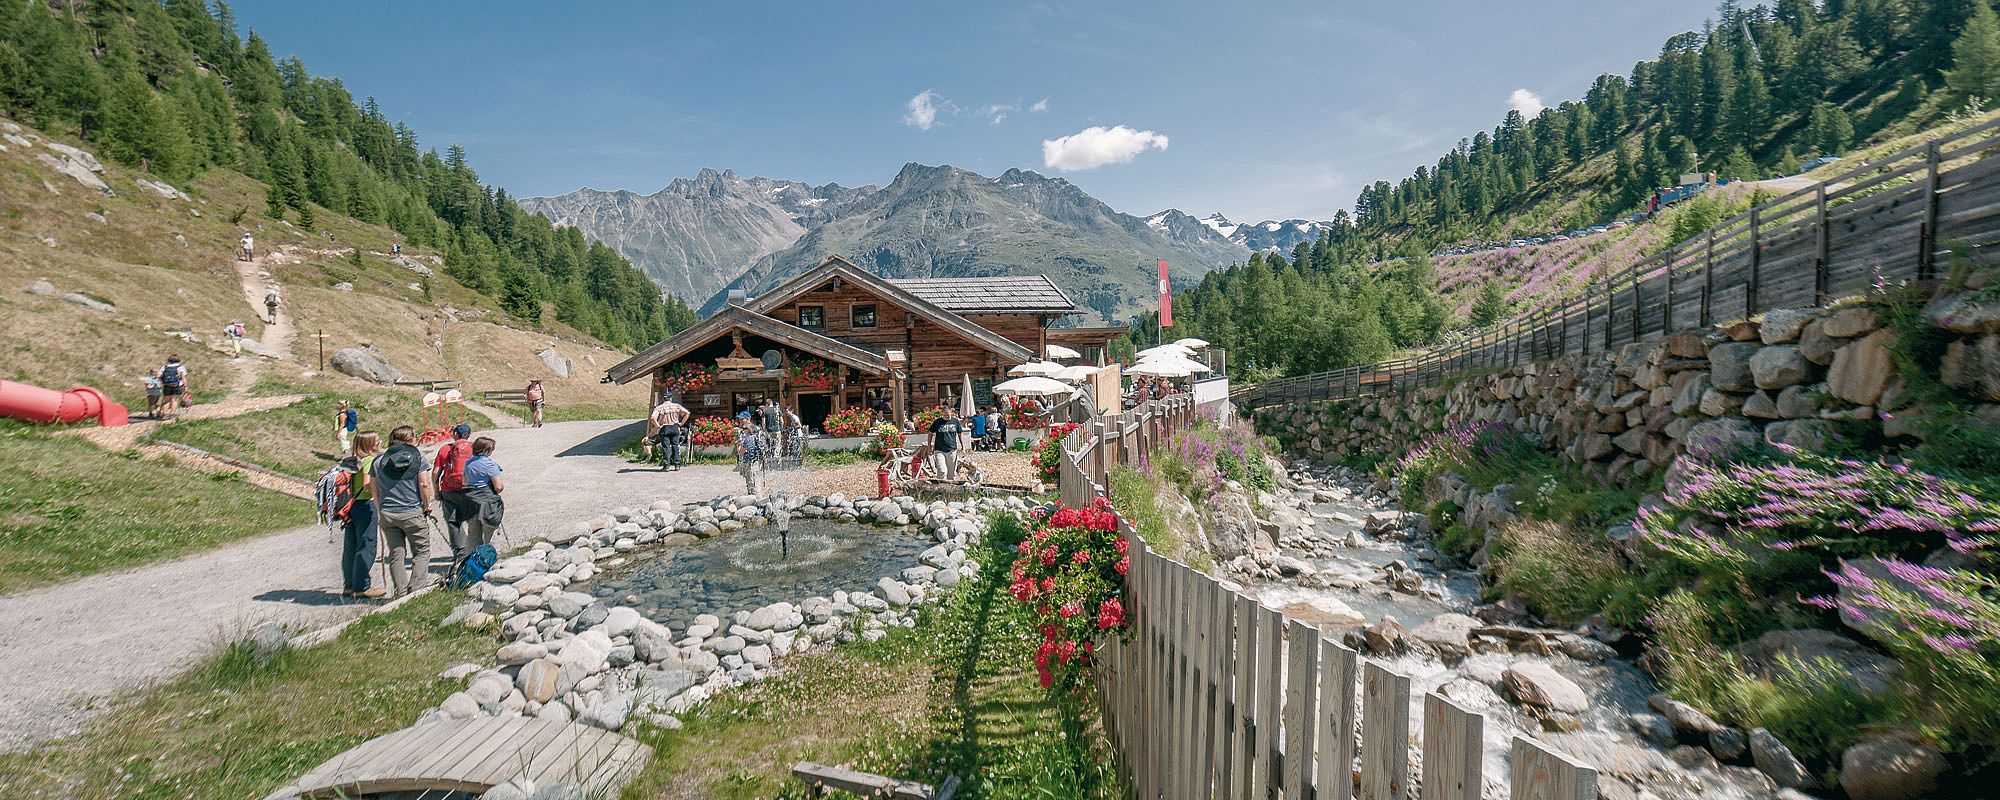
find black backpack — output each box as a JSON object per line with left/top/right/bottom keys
{"left": 160, "top": 362, "right": 183, "bottom": 387}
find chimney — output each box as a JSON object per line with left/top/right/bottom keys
{"left": 727, "top": 288, "right": 749, "bottom": 306}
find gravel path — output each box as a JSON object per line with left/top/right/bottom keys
{"left": 0, "top": 418, "right": 745, "bottom": 753}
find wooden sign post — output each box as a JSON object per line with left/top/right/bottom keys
{"left": 311, "top": 330, "right": 332, "bottom": 372}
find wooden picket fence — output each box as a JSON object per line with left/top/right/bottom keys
{"left": 1058, "top": 398, "right": 1597, "bottom": 799}
{"left": 1235, "top": 115, "right": 2000, "bottom": 410}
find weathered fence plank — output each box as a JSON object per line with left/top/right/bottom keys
{"left": 1360, "top": 664, "right": 1410, "bottom": 800}
{"left": 1421, "top": 694, "right": 1484, "bottom": 800}
{"left": 1509, "top": 738, "right": 1597, "bottom": 800}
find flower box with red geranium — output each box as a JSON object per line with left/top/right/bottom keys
{"left": 1035, "top": 423, "right": 1081, "bottom": 481}
{"left": 687, "top": 416, "right": 737, "bottom": 447}
{"left": 865, "top": 422, "right": 906, "bottom": 457}
{"left": 1008, "top": 498, "right": 1131, "bottom": 691}
{"left": 911, "top": 406, "right": 946, "bottom": 431}
{"left": 660, "top": 363, "right": 719, "bottom": 396}
{"left": 1004, "top": 396, "right": 1047, "bottom": 430}
{"left": 784, "top": 356, "right": 840, "bottom": 392}
{"left": 822, "top": 407, "right": 873, "bottom": 437}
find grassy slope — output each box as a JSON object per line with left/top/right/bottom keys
{"left": 621, "top": 514, "right": 1117, "bottom": 800}
{"left": 0, "top": 591, "right": 490, "bottom": 799}
{"left": 0, "top": 420, "right": 313, "bottom": 593}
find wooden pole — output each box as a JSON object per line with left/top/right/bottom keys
{"left": 1701, "top": 231, "right": 1715, "bottom": 327}
{"left": 1815, "top": 183, "right": 1831, "bottom": 303}
{"left": 1921, "top": 140, "right": 1943, "bottom": 281}
{"left": 1747, "top": 206, "right": 1763, "bottom": 316}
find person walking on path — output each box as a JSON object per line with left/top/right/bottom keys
{"left": 333, "top": 401, "right": 359, "bottom": 456}
{"left": 432, "top": 423, "right": 477, "bottom": 560}
{"left": 645, "top": 394, "right": 689, "bottom": 469}
{"left": 143, "top": 369, "right": 163, "bottom": 420}
{"left": 371, "top": 426, "right": 436, "bottom": 598}
{"left": 929, "top": 407, "right": 964, "bottom": 481}
{"left": 735, "top": 416, "right": 766, "bottom": 496}
{"left": 239, "top": 233, "right": 254, "bottom": 262}
{"left": 341, "top": 431, "right": 384, "bottom": 599}
{"left": 264, "top": 289, "right": 280, "bottom": 325}
{"left": 460, "top": 436, "right": 506, "bottom": 550}
{"left": 524, "top": 380, "right": 546, "bottom": 428}
{"left": 223, "top": 320, "right": 246, "bottom": 359}
{"left": 158, "top": 356, "right": 190, "bottom": 420}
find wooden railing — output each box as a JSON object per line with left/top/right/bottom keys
{"left": 1235, "top": 115, "right": 2000, "bottom": 409}
{"left": 1058, "top": 397, "right": 1597, "bottom": 799}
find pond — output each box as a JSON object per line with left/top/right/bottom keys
{"left": 577, "top": 518, "right": 933, "bottom": 630}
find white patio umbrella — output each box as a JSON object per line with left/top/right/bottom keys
{"left": 1138, "top": 353, "right": 1214, "bottom": 374}
{"left": 1172, "top": 337, "right": 1210, "bottom": 349}
{"left": 960, "top": 374, "right": 977, "bottom": 416}
{"left": 1135, "top": 343, "right": 1193, "bottom": 359}
{"left": 1053, "top": 364, "right": 1098, "bottom": 383}
{"left": 1044, "top": 343, "right": 1082, "bottom": 359}
{"left": 1007, "top": 360, "right": 1064, "bottom": 377}
{"left": 1125, "top": 360, "right": 1194, "bottom": 378}
{"left": 992, "top": 376, "right": 1076, "bottom": 397}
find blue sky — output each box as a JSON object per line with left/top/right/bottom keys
{"left": 230, "top": 1, "right": 1719, "bottom": 222}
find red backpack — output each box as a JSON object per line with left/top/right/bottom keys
{"left": 437, "top": 440, "right": 475, "bottom": 492}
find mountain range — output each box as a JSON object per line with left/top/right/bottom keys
{"left": 521, "top": 165, "right": 1328, "bottom": 323}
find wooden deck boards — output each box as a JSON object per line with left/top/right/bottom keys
{"left": 262, "top": 717, "right": 651, "bottom": 800}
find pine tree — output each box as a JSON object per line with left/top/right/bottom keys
{"left": 298, "top": 201, "right": 315, "bottom": 231}
{"left": 1470, "top": 281, "right": 1508, "bottom": 327}
{"left": 1718, "top": 146, "right": 1759, "bottom": 180}
{"left": 1802, "top": 102, "right": 1855, "bottom": 155}
{"left": 265, "top": 183, "right": 287, "bottom": 219}
{"left": 1946, "top": 1, "right": 2000, "bottom": 109}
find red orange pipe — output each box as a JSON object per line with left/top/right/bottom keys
{"left": 0, "top": 380, "right": 128, "bottom": 427}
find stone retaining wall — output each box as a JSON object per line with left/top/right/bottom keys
{"left": 1257, "top": 285, "right": 2000, "bottom": 483}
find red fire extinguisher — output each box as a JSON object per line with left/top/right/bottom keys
{"left": 877, "top": 466, "right": 892, "bottom": 499}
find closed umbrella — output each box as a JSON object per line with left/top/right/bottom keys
{"left": 1008, "top": 360, "right": 1063, "bottom": 377}
{"left": 960, "top": 374, "right": 977, "bottom": 416}
{"left": 993, "top": 376, "right": 1075, "bottom": 396}
{"left": 1044, "top": 344, "right": 1082, "bottom": 359}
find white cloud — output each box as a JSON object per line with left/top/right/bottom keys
{"left": 1029, "top": 97, "right": 1049, "bottom": 113}
{"left": 979, "top": 103, "right": 1017, "bottom": 125}
{"left": 903, "top": 90, "right": 945, "bottom": 130}
{"left": 1041, "top": 125, "right": 1170, "bottom": 171}
{"left": 1508, "top": 88, "right": 1545, "bottom": 117}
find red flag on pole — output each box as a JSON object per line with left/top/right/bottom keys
{"left": 1157, "top": 259, "right": 1173, "bottom": 328}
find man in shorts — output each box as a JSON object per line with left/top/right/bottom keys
{"left": 525, "top": 380, "right": 546, "bottom": 427}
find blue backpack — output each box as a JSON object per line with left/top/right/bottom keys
{"left": 453, "top": 544, "right": 498, "bottom": 588}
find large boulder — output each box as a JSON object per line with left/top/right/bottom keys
{"left": 1942, "top": 335, "right": 2000, "bottom": 402}
{"left": 1205, "top": 489, "right": 1272, "bottom": 560}
{"left": 1501, "top": 662, "right": 1589, "bottom": 713}
{"left": 1826, "top": 330, "right": 1896, "bottom": 406}
{"left": 1840, "top": 734, "right": 1947, "bottom": 800}
{"left": 1751, "top": 728, "right": 1816, "bottom": 789}
{"left": 1708, "top": 342, "right": 1763, "bottom": 391}
{"left": 537, "top": 347, "right": 571, "bottom": 379}
{"left": 331, "top": 345, "right": 403, "bottom": 384}
{"left": 1730, "top": 628, "right": 1901, "bottom": 696}
{"left": 1750, "top": 345, "right": 1813, "bottom": 389}
{"left": 1760, "top": 309, "right": 1814, "bottom": 344}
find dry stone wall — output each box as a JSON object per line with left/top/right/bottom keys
{"left": 1257, "top": 286, "right": 2000, "bottom": 482}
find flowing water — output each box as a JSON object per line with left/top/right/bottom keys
{"left": 1234, "top": 470, "right": 1786, "bottom": 799}
{"left": 577, "top": 519, "right": 932, "bottom": 630}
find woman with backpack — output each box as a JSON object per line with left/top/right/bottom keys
{"left": 459, "top": 437, "right": 506, "bottom": 551}
{"left": 158, "top": 356, "right": 190, "bottom": 420}
{"left": 340, "top": 431, "right": 385, "bottom": 599}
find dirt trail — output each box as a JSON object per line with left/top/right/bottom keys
{"left": 0, "top": 419, "right": 764, "bottom": 754}
{"left": 233, "top": 250, "right": 297, "bottom": 358}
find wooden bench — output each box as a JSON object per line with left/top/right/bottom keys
{"left": 393, "top": 378, "right": 462, "bottom": 391}
{"left": 263, "top": 717, "right": 651, "bottom": 800}
{"left": 792, "top": 762, "right": 958, "bottom": 800}
{"left": 482, "top": 389, "right": 529, "bottom": 405}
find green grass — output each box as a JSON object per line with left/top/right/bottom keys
{"left": 147, "top": 387, "right": 421, "bottom": 479}
{"left": 479, "top": 398, "right": 644, "bottom": 425}
{"left": 0, "top": 591, "right": 492, "bottom": 799}
{"left": 0, "top": 421, "right": 314, "bottom": 593}
{"left": 620, "top": 514, "right": 1119, "bottom": 800}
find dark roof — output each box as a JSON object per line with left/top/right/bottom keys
{"left": 744, "top": 256, "right": 1037, "bottom": 363}
{"left": 603, "top": 305, "right": 891, "bottom": 384}
{"left": 888, "top": 275, "right": 1076, "bottom": 314}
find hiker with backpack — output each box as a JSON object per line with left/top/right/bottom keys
{"left": 524, "top": 380, "right": 546, "bottom": 428}
{"left": 158, "top": 356, "right": 190, "bottom": 420}
{"left": 433, "top": 424, "right": 478, "bottom": 559}
{"left": 264, "top": 289, "right": 280, "bottom": 325}
{"left": 459, "top": 437, "right": 506, "bottom": 550}
{"left": 334, "top": 401, "right": 359, "bottom": 456}
{"left": 223, "top": 320, "right": 246, "bottom": 358}
{"left": 372, "top": 426, "right": 436, "bottom": 598}
{"left": 143, "top": 369, "right": 163, "bottom": 420}
{"left": 334, "top": 431, "right": 384, "bottom": 599}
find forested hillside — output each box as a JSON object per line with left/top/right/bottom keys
{"left": 1151, "top": 0, "right": 2000, "bottom": 380}
{"left": 0, "top": 0, "right": 694, "bottom": 348}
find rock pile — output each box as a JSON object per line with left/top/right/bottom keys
{"left": 427, "top": 492, "right": 1022, "bottom": 735}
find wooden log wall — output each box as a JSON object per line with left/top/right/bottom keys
{"left": 1062, "top": 397, "right": 1599, "bottom": 799}
{"left": 1235, "top": 116, "right": 2000, "bottom": 409}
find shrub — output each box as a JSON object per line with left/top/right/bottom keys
{"left": 911, "top": 407, "right": 946, "bottom": 432}
{"left": 1492, "top": 520, "right": 1652, "bottom": 627}
{"left": 1389, "top": 421, "right": 1539, "bottom": 508}
{"left": 822, "top": 407, "right": 872, "bottom": 437}
{"left": 1035, "top": 423, "right": 1081, "bottom": 481}
{"left": 1154, "top": 418, "right": 1274, "bottom": 501}
{"left": 1008, "top": 499, "right": 1129, "bottom": 691}
{"left": 1820, "top": 559, "right": 2000, "bottom": 752}
{"left": 1004, "top": 397, "right": 1047, "bottom": 430}
{"left": 687, "top": 416, "right": 736, "bottom": 448}
{"left": 784, "top": 356, "right": 840, "bottom": 392}
{"left": 865, "top": 423, "right": 906, "bottom": 457}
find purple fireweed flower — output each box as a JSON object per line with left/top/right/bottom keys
{"left": 1921, "top": 634, "right": 1981, "bottom": 652}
